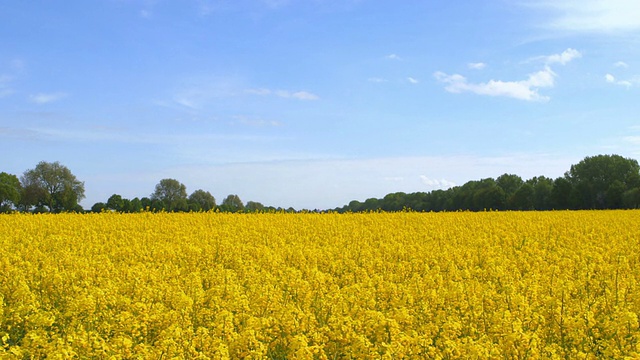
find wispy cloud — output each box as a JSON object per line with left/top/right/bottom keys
{"left": 232, "top": 115, "right": 282, "bottom": 127}
{"left": 434, "top": 67, "right": 556, "bottom": 102}
{"left": 468, "top": 62, "right": 486, "bottom": 70}
{"left": 171, "top": 78, "right": 319, "bottom": 110}
{"left": 247, "top": 88, "right": 320, "bottom": 100}
{"left": 29, "top": 92, "right": 68, "bottom": 104}
{"left": 532, "top": 0, "right": 640, "bottom": 33}
{"left": 419, "top": 176, "right": 456, "bottom": 189}
{"left": 386, "top": 54, "right": 401, "bottom": 60}
{"left": 615, "top": 61, "right": 630, "bottom": 68}
{"left": 542, "top": 48, "right": 582, "bottom": 65}
{"left": 605, "top": 73, "right": 636, "bottom": 87}
{"left": 435, "top": 49, "right": 579, "bottom": 101}
{"left": 407, "top": 77, "right": 419, "bottom": 84}
{"left": 367, "top": 77, "right": 387, "bottom": 83}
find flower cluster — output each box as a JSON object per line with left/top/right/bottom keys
{"left": 1, "top": 211, "right": 639, "bottom": 358}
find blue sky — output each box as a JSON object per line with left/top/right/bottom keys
{"left": 2, "top": 1, "right": 640, "bottom": 210}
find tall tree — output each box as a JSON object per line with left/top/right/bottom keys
{"left": 0, "top": 172, "right": 22, "bottom": 212}
{"left": 566, "top": 155, "right": 640, "bottom": 209}
{"left": 107, "top": 194, "right": 124, "bottom": 211}
{"left": 496, "top": 174, "right": 524, "bottom": 200}
{"left": 245, "top": 201, "right": 265, "bottom": 212}
{"left": 221, "top": 194, "right": 244, "bottom": 212}
{"left": 21, "top": 161, "right": 85, "bottom": 212}
{"left": 188, "top": 189, "right": 216, "bottom": 212}
{"left": 528, "top": 176, "right": 554, "bottom": 210}
{"left": 151, "top": 179, "right": 187, "bottom": 212}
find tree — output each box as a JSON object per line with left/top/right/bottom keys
{"left": 528, "top": 176, "right": 554, "bottom": 210}
{"left": 91, "top": 202, "right": 107, "bottom": 213}
{"left": 127, "top": 197, "right": 143, "bottom": 213}
{"left": 21, "top": 161, "right": 85, "bottom": 212}
{"left": 245, "top": 201, "right": 265, "bottom": 212}
{"left": 151, "top": 179, "right": 187, "bottom": 212}
{"left": 221, "top": 194, "right": 244, "bottom": 212}
{"left": 622, "top": 188, "right": 640, "bottom": 208}
{"left": 551, "top": 177, "right": 574, "bottom": 209}
{"left": 496, "top": 174, "right": 524, "bottom": 200}
{"left": 509, "top": 183, "right": 534, "bottom": 210}
{"left": 188, "top": 190, "right": 216, "bottom": 212}
{"left": 566, "top": 154, "right": 640, "bottom": 209}
{"left": 0, "top": 172, "right": 21, "bottom": 212}
{"left": 107, "top": 194, "right": 124, "bottom": 211}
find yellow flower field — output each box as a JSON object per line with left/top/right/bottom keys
{"left": 1, "top": 211, "right": 639, "bottom": 359}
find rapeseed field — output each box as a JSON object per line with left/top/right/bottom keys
{"left": 1, "top": 211, "right": 639, "bottom": 359}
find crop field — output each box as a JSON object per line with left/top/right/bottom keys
{"left": 1, "top": 211, "right": 639, "bottom": 359}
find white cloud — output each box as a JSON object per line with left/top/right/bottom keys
{"left": 468, "top": 62, "right": 486, "bottom": 70}
{"left": 368, "top": 77, "right": 387, "bottom": 83}
{"left": 386, "top": 54, "right": 401, "bottom": 60}
{"left": 543, "top": 48, "right": 582, "bottom": 65}
{"left": 173, "top": 82, "right": 319, "bottom": 109}
{"left": 29, "top": 92, "right": 68, "bottom": 104}
{"left": 435, "top": 49, "right": 581, "bottom": 101}
{"left": 533, "top": 0, "right": 640, "bottom": 33}
{"left": 232, "top": 115, "right": 282, "bottom": 127}
{"left": 407, "top": 77, "right": 419, "bottom": 84}
{"left": 290, "top": 91, "right": 319, "bottom": 100}
{"left": 245, "top": 88, "right": 272, "bottom": 96}
{"left": 434, "top": 67, "right": 556, "bottom": 102}
{"left": 246, "top": 88, "right": 319, "bottom": 100}
{"left": 605, "top": 73, "right": 636, "bottom": 87}
{"left": 615, "top": 61, "right": 629, "bottom": 68}
{"left": 419, "top": 176, "right": 456, "bottom": 189}
{"left": 275, "top": 90, "right": 319, "bottom": 100}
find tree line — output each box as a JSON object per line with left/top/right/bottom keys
{"left": 2, "top": 154, "right": 640, "bottom": 213}
{"left": 335, "top": 154, "right": 640, "bottom": 212}
{"left": 0, "top": 161, "right": 287, "bottom": 213}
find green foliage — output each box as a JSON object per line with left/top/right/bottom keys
{"left": 221, "top": 194, "right": 244, "bottom": 213}
{"left": 337, "top": 154, "right": 640, "bottom": 213}
{"left": 245, "top": 201, "right": 265, "bottom": 212}
{"left": 151, "top": 178, "right": 187, "bottom": 212}
{"left": 20, "top": 161, "right": 85, "bottom": 212}
{"left": 566, "top": 154, "right": 640, "bottom": 209}
{"left": 188, "top": 189, "right": 216, "bottom": 212}
{"left": 0, "top": 172, "right": 21, "bottom": 212}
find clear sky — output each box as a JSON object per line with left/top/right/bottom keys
{"left": 2, "top": 1, "right": 640, "bottom": 210}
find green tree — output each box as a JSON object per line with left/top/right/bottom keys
{"left": 528, "top": 176, "right": 554, "bottom": 210}
{"left": 21, "top": 161, "right": 85, "bottom": 212}
{"left": 151, "top": 179, "right": 187, "bottom": 212}
{"left": 496, "top": 173, "right": 524, "bottom": 200}
{"left": 128, "top": 197, "right": 143, "bottom": 212}
{"left": 107, "top": 194, "right": 124, "bottom": 211}
{"left": 188, "top": 190, "right": 216, "bottom": 212}
{"left": 0, "top": 172, "right": 21, "bottom": 212}
{"left": 91, "top": 202, "right": 107, "bottom": 213}
{"left": 473, "top": 184, "right": 506, "bottom": 210}
{"left": 221, "top": 194, "right": 244, "bottom": 212}
{"left": 622, "top": 188, "right": 640, "bottom": 208}
{"left": 245, "top": 201, "right": 265, "bottom": 212}
{"left": 509, "top": 183, "right": 534, "bottom": 210}
{"left": 566, "top": 154, "right": 640, "bottom": 209}
{"left": 551, "top": 177, "right": 574, "bottom": 209}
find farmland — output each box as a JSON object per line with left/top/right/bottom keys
{"left": 1, "top": 211, "right": 639, "bottom": 359}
